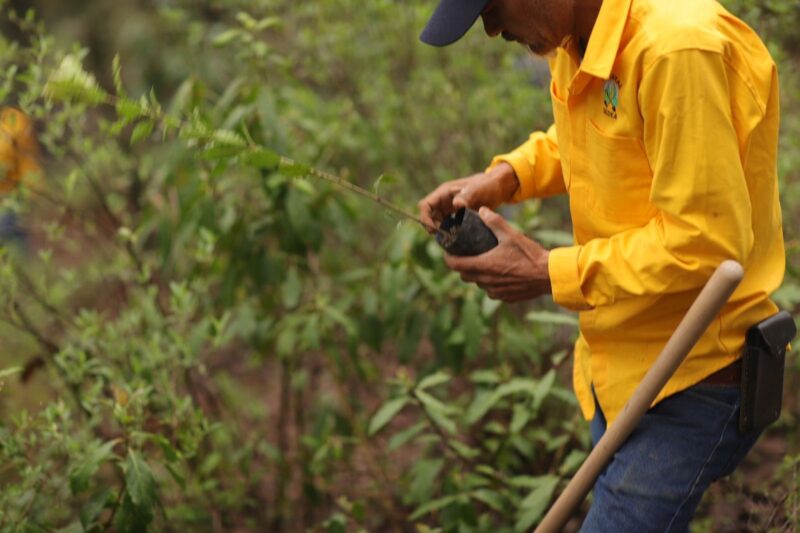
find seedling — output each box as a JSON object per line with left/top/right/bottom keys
{"left": 43, "top": 55, "right": 499, "bottom": 256}
{"left": 292, "top": 161, "right": 498, "bottom": 256}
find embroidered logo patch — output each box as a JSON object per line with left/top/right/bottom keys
{"left": 603, "top": 75, "right": 621, "bottom": 119}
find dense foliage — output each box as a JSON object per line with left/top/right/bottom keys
{"left": 0, "top": 1, "right": 797, "bottom": 531}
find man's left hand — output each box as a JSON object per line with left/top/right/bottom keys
{"left": 444, "top": 207, "right": 552, "bottom": 302}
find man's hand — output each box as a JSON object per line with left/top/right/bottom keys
{"left": 445, "top": 207, "right": 551, "bottom": 302}
{"left": 417, "top": 162, "right": 519, "bottom": 232}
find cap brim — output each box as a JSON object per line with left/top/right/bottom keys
{"left": 420, "top": 0, "right": 489, "bottom": 47}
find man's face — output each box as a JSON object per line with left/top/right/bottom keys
{"left": 480, "top": 0, "right": 573, "bottom": 56}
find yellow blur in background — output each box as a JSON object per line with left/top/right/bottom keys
{"left": 0, "top": 106, "right": 41, "bottom": 194}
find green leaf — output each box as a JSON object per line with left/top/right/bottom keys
{"left": 515, "top": 475, "right": 559, "bottom": 532}
{"left": 416, "top": 371, "right": 450, "bottom": 391}
{"left": 44, "top": 55, "right": 108, "bottom": 105}
{"left": 112, "top": 54, "right": 126, "bottom": 97}
{"left": 461, "top": 292, "right": 484, "bottom": 359}
{"left": 398, "top": 312, "right": 425, "bottom": 363}
{"left": 510, "top": 403, "right": 531, "bottom": 433}
{"left": 70, "top": 440, "right": 118, "bottom": 495}
{"left": 450, "top": 440, "right": 480, "bottom": 460}
{"left": 276, "top": 322, "right": 297, "bottom": 358}
{"left": 496, "top": 378, "right": 538, "bottom": 398}
{"left": 255, "top": 16, "right": 282, "bottom": 31}
{"left": 292, "top": 178, "right": 317, "bottom": 195}
{"left": 532, "top": 370, "right": 557, "bottom": 411}
{"left": 373, "top": 173, "right": 397, "bottom": 195}
{"left": 201, "top": 144, "right": 243, "bottom": 161}
{"left": 545, "top": 434, "right": 570, "bottom": 452}
{"left": 535, "top": 229, "right": 574, "bottom": 247}
{"left": 368, "top": 397, "right": 409, "bottom": 436}
{"left": 169, "top": 78, "right": 195, "bottom": 114}
{"left": 125, "top": 450, "right": 157, "bottom": 509}
{"left": 115, "top": 98, "right": 143, "bottom": 121}
{"left": 526, "top": 310, "right": 579, "bottom": 327}
{"left": 80, "top": 489, "right": 114, "bottom": 529}
{"left": 415, "top": 390, "right": 458, "bottom": 416}
{"left": 465, "top": 378, "right": 537, "bottom": 425}
{"left": 213, "top": 29, "right": 242, "bottom": 46}
{"left": 147, "top": 434, "right": 180, "bottom": 463}
{"left": 558, "top": 450, "right": 587, "bottom": 476}
{"left": 130, "top": 120, "right": 154, "bottom": 145}
{"left": 465, "top": 390, "right": 501, "bottom": 425}
{"left": 244, "top": 147, "right": 281, "bottom": 169}
{"left": 165, "top": 462, "right": 186, "bottom": 490}
{"left": 481, "top": 294, "right": 503, "bottom": 317}
{"left": 325, "top": 514, "right": 347, "bottom": 533}
{"left": 471, "top": 489, "right": 505, "bottom": 512}
{"left": 212, "top": 128, "right": 247, "bottom": 146}
{"left": 388, "top": 421, "right": 427, "bottom": 452}
{"left": 236, "top": 11, "right": 258, "bottom": 29}
{"left": 408, "top": 458, "right": 444, "bottom": 503}
{"left": 279, "top": 159, "right": 311, "bottom": 178}
{"left": 321, "top": 304, "right": 356, "bottom": 337}
{"left": 286, "top": 187, "right": 320, "bottom": 247}
{"left": 409, "top": 494, "right": 459, "bottom": 521}
{"left": 469, "top": 369, "right": 501, "bottom": 384}
{"left": 0, "top": 366, "right": 22, "bottom": 379}
{"left": 115, "top": 493, "right": 154, "bottom": 533}
{"left": 417, "top": 390, "right": 458, "bottom": 434}
{"left": 281, "top": 267, "right": 302, "bottom": 309}
{"left": 508, "top": 475, "right": 541, "bottom": 489}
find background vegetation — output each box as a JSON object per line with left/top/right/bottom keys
{"left": 0, "top": 0, "right": 797, "bottom": 531}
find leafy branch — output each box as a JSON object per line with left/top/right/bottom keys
{"left": 43, "top": 54, "right": 448, "bottom": 238}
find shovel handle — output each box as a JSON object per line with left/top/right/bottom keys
{"left": 536, "top": 260, "right": 744, "bottom": 532}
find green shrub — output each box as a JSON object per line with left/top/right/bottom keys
{"left": 0, "top": 0, "right": 797, "bottom": 531}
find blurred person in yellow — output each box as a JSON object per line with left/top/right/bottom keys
{"left": 417, "top": 0, "right": 793, "bottom": 529}
{"left": 0, "top": 106, "right": 41, "bottom": 249}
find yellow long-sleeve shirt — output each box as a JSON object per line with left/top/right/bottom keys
{"left": 491, "top": 0, "right": 785, "bottom": 424}
{"left": 0, "top": 107, "right": 41, "bottom": 194}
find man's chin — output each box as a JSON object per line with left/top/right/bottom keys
{"left": 524, "top": 42, "right": 557, "bottom": 59}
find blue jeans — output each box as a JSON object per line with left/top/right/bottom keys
{"left": 0, "top": 211, "right": 26, "bottom": 249}
{"left": 580, "top": 384, "right": 761, "bottom": 532}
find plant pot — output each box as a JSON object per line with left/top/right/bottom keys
{"left": 436, "top": 208, "right": 498, "bottom": 256}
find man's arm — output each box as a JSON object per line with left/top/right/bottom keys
{"left": 418, "top": 122, "right": 564, "bottom": 229}
{"left": 550, "top": 49, "right": 755, "bottom": 310}
{"left": 488, "top": 123, "right": 565, "bottom": 203}
{"left": 418, "top": 162, "right": 519, "bottom": 230}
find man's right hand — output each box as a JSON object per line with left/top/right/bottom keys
{"left": 417, "top": 162, "right": 519, "bottom": 233}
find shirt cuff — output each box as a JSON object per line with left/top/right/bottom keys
{"left": 487, "top": 151, "right": 536, "bottom": 204}
{"left": 549, "top": 246, "right": 592, "bottom": 311}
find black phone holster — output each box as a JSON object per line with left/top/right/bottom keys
{"left": 739, "top": 310, "right": 796, "bottom": 433}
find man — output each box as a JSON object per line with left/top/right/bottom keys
{"left": 0, "top": 106, "right": 40, "bottom": 249}
{"left": 417, "top": 0, "right": 786, "bottom": 530}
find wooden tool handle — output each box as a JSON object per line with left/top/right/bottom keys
{"left": 536, "top": 260, "right": 744, "bottom": 532}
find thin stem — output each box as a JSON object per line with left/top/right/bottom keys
{"left": 765, "top": 491, "right": 791, "bottom": 531}
{"left": 14, "top": 267, "right": 77, "bottom": 329}
{"left": 7, "top": 302, "right": 92, "bottom": 419}
{"left": 300, "top": 163, "right": 448, "bottom": 238}
{"left": 326, "top": 351, "right": 405, "bottom": 525}
{"left": 93, "top": 93, "right": 450, "bottom": 240}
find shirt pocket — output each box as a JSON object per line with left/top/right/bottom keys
{"left": 585, "top": 119, "right": 657, "bottom": 224}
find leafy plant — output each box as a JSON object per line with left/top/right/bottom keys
{"left": 0, "top": 0, "right": 797, "bottom": 531}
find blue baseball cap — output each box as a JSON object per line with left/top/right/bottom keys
{"left": 420, "top": 0, "right": 491, "bottom": 47}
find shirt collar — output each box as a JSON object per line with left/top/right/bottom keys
{"left": 578, "top": 0, "right": 633, "bottom": 79}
